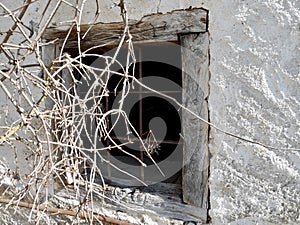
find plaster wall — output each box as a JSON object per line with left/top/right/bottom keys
{"left": 202, "top": 1, "right": 300, "bottom": 224}
{"left": 0, "top": 0, "right": 299, "bottom": 224}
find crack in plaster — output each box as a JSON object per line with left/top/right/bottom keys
{"left": 157, "top": 0, "right": 162, "bottom": 13}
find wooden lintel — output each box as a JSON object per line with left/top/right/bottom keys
{"left": 43, "top": 8, "right": 208, "bottom": 48}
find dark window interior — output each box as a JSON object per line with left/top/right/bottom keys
{"left": 68, "top": 43, "right": 183, "bottom": 186}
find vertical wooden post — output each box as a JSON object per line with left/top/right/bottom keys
{"left": 180, "top": 33, "right": 210, "bottom": 208}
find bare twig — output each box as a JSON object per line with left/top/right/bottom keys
{"left": 0, "top": 198, "right": 135, "bottom": 225}
{"left": 0, "top": 0, "right": 32, "bottom": 48}
{"left": 0, "top": 0, "right": 298, "bottom": 224}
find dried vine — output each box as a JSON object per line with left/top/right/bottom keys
{"left": 0, "top": 0, "right": 299, "bottom": 224}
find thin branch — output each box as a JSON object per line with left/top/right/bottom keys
{"left": 0, "top": 198, "right": 135, "bottom": 225}
{"left": 0, "top": 0, "right": 32, "bottom": 48}
{"left": 131, "top": 76, "right": 300, "bottom": 152}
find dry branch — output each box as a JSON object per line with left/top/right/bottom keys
{"left": 0, "top": 0, "right": 299, "bottom": 224}
{"left": 0, "top": 0, "right": 33, "bottom": 48}
{"left": 0, "top": 198, "right": 135, "bottom": 225}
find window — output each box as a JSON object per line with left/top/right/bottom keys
{"left": 44, "top": 8, "right": 209, "bottom": 224}
{"left": 74, "top": 43, "right": 183, "bottom": 187}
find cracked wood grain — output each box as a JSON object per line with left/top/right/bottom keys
{"left": 44, "top": 8, "right": 207, "bottom": 48}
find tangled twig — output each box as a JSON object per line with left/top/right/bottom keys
{"left": 0, "top": 0, "right": 299, "bottom": 224}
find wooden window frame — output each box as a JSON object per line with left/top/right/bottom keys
{"left": 43, "top": 8, "right": 210, "bottom": 224}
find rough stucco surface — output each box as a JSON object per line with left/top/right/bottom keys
{"left": 0, "top": 0, "right": 299, "bottom": 224}
{"left": 205, "top": 0, "right": 300, "bottom": 224}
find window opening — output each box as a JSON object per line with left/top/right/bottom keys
{"left": 71, "top": 42, "right": 183, "bottom": 188}
{"left": 45, "top": 8, "right": 209, "bottom": 223}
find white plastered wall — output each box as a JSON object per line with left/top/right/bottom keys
{"left": 0, "top": 0, "right": 299, "bottom": 224}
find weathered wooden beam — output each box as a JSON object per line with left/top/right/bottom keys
{"left": 55, "top": 183, "right": 208, "bottom": 223}
{"left": 181, "top": 33, "right": 210, "bottom": 209}
{"left": 43, "top": 8, "right": 207, "bottom": 48}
